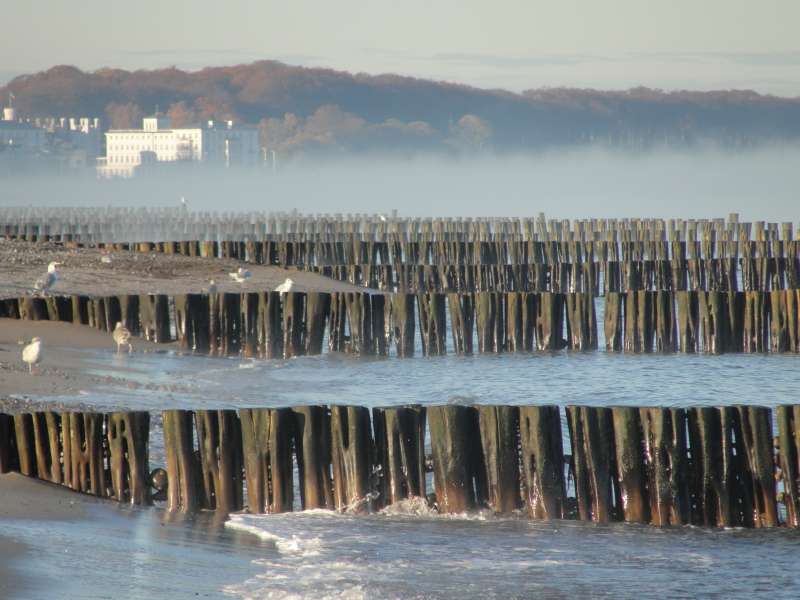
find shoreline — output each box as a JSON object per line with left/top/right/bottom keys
{"left": 0, "top": 318, "right": 183, "bottom": 403}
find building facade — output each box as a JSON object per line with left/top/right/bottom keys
{"left": 97, "top": 117, "right": 260, "bottom": 178}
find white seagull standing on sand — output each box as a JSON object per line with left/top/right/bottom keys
{"left": 275, "top": 277, "right": 295, "bottom": 295}
{"left": 34, "top": 262, "right": 61, "bottom": 295}
{"left": 22, "top": 337, "right": 42, "bottom": 373}
{"left": 112, "top": 322, "right": 133, "bottom": 353}
{"left": 229, "top": 267, "right": 252, "bottom": 284}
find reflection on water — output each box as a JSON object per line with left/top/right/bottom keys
{"left": 44, "top": 345, "right": 800, "bottom": 411}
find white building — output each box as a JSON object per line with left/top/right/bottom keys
{"left": 97, "top": 116, "right": 260, "bottom": 178}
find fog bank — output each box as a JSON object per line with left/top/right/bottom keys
{"left": 1, "top": 147, "right": 798, "bottom": 221}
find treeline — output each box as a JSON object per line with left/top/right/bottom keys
{"left": 3, "top": 61, "right": 800, "bottom": 156}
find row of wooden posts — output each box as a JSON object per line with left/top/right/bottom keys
{"left": 9, "top": 235, "right": 800, "bottom": 293}
{"left": 4, "top": 288, "right": 800, "bottom": 355}
{"left": 3, "top": 404, "right": 800, "bottom": 529}
{"left": 1, "top": 208, "right": 795, "bottom": 245}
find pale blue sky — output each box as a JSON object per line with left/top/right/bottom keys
{"left": 2, "top": 0, "right": 799, "bottom": 95}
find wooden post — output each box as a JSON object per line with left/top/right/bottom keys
{"left": 330, "top": 405, "right": 374, "bottom": 513}
{"left": 640, "top": 408, "right": 690, "bottom": 526}
{"left": 107, "top": 412, "right": 151, "bottom": 505}
{"left": 518, "top": 406, "right": 565, "bottom": 519}
{"left": 31, "top": 412, "right": 61, "bottom": 484}
{"left": 476, "top": 405, "right": 521, "bottom": 513}
{"left": 417, "top": 293, "right": 447, "bottom": 356}
{"left": 162, "top": 410, "right": 200, "bottom": 513}
{"left": 428, "top": 405, "right": 483, "bottom": 513}
{"left": 736, "top": 406, "right": 778, "bottom": 527}
{"left": 372, "top": 406, "right": 426, "bottom": 506}
{"left": 195, "top": 410, "right": 244, "bottom": 513}
{"left": 688, "top": 407, "right": 732, "bottom": 527}
{"left": 566, "top": 406, "right": 616, "bottom": 522}
{"left": 239, "top": 408, "right": 294, "bottom": 514}
{"left": 258, "top": 291, "right": 283, "bottom": 358}
{"left": 280, "top": 292, "right": 304, "bottom": 358}
{"left": 0, "top": 413, "right": 17, "bottom": 473}
{"left": 391, "top": 294, "right": 416, "bottom": 357}
{"left": 611, "top": 407, "right": 647, "bottom": 523}
{"left": 64, "top": 412, "right": 105, "bottom": 497}
{"left": 292, "top": 406, "right": 334, "bottom": 510}
{"left": 305, "top": 292, "right": 331, "bottom": 355}
{"left": 448, "top": 293, "right": 474, "bottom": 355}
{"left": 13, "top": 413, "right": 36, "bottom": 477}
{"left": 777, "top": 405, "right": 800, "bottom": 527}
{"left": 604, "top": 292, "right": 623, "bottom": 351}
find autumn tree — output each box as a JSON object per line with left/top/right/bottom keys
{"left": 105, "top": 102, "right": 143, "bottom": 129}
{"left": 166, "top": 101, "right": 197, "bottom": 127}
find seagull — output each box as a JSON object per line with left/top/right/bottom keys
{"left": 22, "top": 337, "right": 42, "bottom": 373}
{"left": 379, "top": 214, "right": 387, "bottom": 222}
{"left": 180, "top": 196, "right": 188, "bottom": 210}
{"left": 34, "top": 262, "right": 61, "bottom": 295}
{"left": 101, "top": 255, "right": 112, "bottom": 264}
{"left": 229, "top": 267, "right": 252, "bottom": 284}
{"left": 207, "top": 279, "right": 217, "bottom": 295}
{"left": 275, "top": 277, "right": 295, "bottom": 294}
{"left": 112, "top": 322, "right": 133, "bottom": 353}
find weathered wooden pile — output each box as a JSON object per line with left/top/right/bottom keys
{"left": 2, "top": 208, "right": 799, "bottom": 294}
{"left": 3, "top": 286, "right": 800, "bottom": 355}
{"left": 3, "top": 404, "right": 800, "bottom": 528}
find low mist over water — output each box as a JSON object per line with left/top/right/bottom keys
{"left": 2, "top": 146, "right": 798, "bottom": 220}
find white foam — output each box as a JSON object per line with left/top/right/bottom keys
{"left": 225, "top": 515, "right": 322, "bottom": 557}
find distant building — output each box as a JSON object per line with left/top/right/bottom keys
{"left": 1, "top": 104, "right": 47, "bottom": 151}
{"left": 97, "top": 116, "right": 260, "bottom": 178}
{"left": 0, "top": 96, "right": 103, "bottom": 172}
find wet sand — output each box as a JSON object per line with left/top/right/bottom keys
{"left": 0, "top": 473, "right": 267, "bottom": 599}
{"left": 0, "top": 473, "right": 99, "bottom": 599}
{"left": 0, "top": 318, "right": 187, "bottom": 404}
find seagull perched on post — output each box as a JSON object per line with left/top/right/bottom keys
{"left": 275, "top": 277, "right": 295, "bottom": 295}
{"left": 229, "top": 267, "right": 252, "bottom": 284}
{"left": 112, "top": 322, "right": 133, "bottom": 353}
{"left": 22, "top": 337, "right": 42, "bottom": 373}
{"left": 34, "top": 262, "right": 61, "bottom": 295}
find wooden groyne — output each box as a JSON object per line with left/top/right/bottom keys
{"left": 3, "top": 403, "right": 799, "bottom": 528}
{"left": 3, "top": 288, "right": 800, "bottom": 355}
{"left": 2, "top": 209, "right": 799, "bottom": 294}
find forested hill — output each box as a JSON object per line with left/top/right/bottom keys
{"left": 3, "top": 61, "right": 800, "bottom": 155}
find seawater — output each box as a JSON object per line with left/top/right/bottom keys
{"left": 42, "top": 343, "right": 800, "bottom": 411}
{"left": 222, "top": 507, "right": 800, "bottom": 599}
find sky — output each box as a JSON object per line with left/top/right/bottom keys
{"left": 1, "top": 0, "right": 799, "bottom": 96}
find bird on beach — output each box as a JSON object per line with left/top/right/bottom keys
{"left": 22, "top": 337, "right": 42, "bottom": 374}
{"left": 180, "top": 196, "right": 188, "bottom": 210}
{"left": 229, "top": 267, "right": 252, "bottom": 284}
{"left": 275, "top": 277, "right": 295, "bottom": 295}
{"left": 33, "top": 262, "right": 61, "bottom": 295}
{"left": 112, "top": 322, "right": 133, "bottom": 353}
{"left": 207, "top": 279, "right": 218, "bottom": 295}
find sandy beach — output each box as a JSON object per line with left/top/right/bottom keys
{"left": 0, "top": 318, "right": 189, "bottom": 406}
{"left": 0, "top": 238, "right": 373, "bottom": 300}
